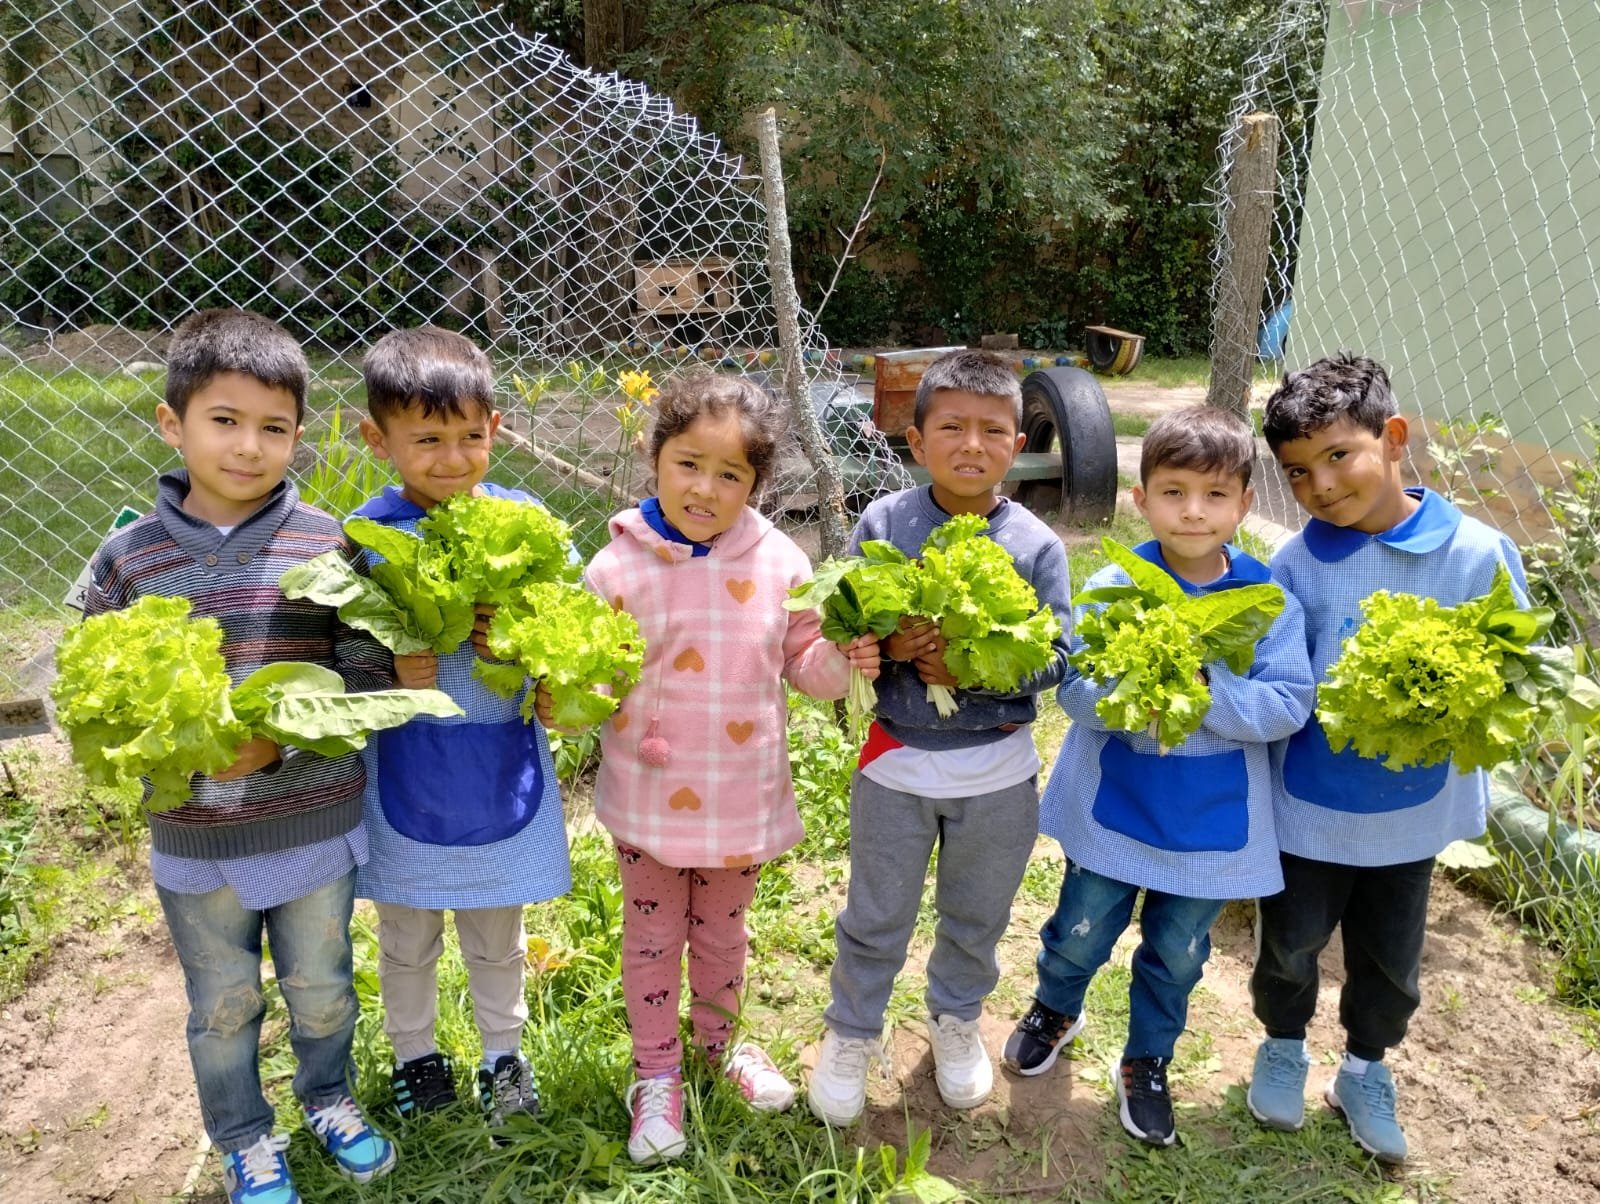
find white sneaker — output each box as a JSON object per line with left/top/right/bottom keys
{"left": 927, "top": 1014, "right": 993, "bottom": 1109}
{"left": 724, "top": 1042, "right": 796, "bottom": 1113}
{"left": 806, "top": 1029, "right": 880, "bottom": 1126}
{"left": 623, "top": 1074, "right": 686, "bottom": 1165}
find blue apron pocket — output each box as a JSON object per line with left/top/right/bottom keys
{"left": 1281, "top": 718, "right": 1448, "bottom": 814}
{"left": 377, "top": 718, "right": 543, "bottom": 846}
{"left": 1092, "top": 738, "right": 1249, "bottom": 853}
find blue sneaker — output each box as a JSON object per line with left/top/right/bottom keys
{"left": 1247, "top": 1037, "right": 1310, "bottom": 1131}
{"left": 304, "top": 1096, "right": 398, "bottom": 1183}
{"left": 222, "top": 1134, "right": 300, "bottom": 1204}
{"left": 1325, "top": 1062, "right": 1408, "bottom": 1164}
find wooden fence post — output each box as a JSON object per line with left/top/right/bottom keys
{"left": 1207, "top": 111, "right": 1281, "bottom": 420}
{"left": 756, "top": 107, "right": 850, "bottom": 560}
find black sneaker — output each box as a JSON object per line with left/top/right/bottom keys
{"left": 1115, "top": 1055, "right": 1176, "bottom": 1146}
{"left": 1002, "top": 999, "right": 1085, "bottom": 1076}
{"left": 479, "top": 1053, "right": 540, "bottom": 1126}
{"left": 392, "top": 1052, "right": 457, "bottom": 1119}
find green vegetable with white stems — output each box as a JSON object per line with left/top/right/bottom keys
{"left": 1069, "top": 537, "right": 1284, "bottom": 751}
{"left": 52, "top": 595, "right": 463, "bottom": 811}
{"left": 1317, "top": 563, "right": 1594, "bottom": 773}
{"left": 477, "top": 582, "right": 645, "bottom": 728}
{"left": 783, "top": 541, "right": 913, "bottom": 742}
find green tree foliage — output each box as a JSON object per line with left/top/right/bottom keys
{"left": 561, "top": 0, "right": 1295, "bottom": 354}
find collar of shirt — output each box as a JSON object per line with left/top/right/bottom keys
{"left": 1300, "top": 486, "right": 1461, "bottom": 563}
{"left": 1132, "top": 538, "right": 1271, "bottom": 593}
{"left": 639, "top": 496, "right": 711, "bottom": 557}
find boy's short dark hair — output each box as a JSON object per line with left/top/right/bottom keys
{"left": 165, "top": 308, "right": 309, "bottom": 422}
{"left": 362, "top": 326, "right": 495, "bottom": 425}
{"left": 912, "top": 349, "right": 1023, "bottom": 429}
{"left": 1141, "top": 405, "right": 1257, "bottom": 487}
{"left": 1262, "top": 352, "right": 1395, "bottom": 452}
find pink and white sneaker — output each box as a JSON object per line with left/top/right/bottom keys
{"left": 723, "top": 1043, "right": 797, "bottom": 1113}
{"left": 624, "top": 1073, "right": 686, "bottom": 1165}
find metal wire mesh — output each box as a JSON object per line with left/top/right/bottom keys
{"left": 0, "top": 0, "right": 911, "bottom": 621}
{"left": 1213, "top": 0, "right": 1600, "bottom": 643}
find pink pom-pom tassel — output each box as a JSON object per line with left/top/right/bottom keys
{"left": 638, "top": 718, "right": 671, "bottom": 767}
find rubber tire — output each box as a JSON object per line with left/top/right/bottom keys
{"left": 1016, "top": 367, "right": 1117, "bottom": 524}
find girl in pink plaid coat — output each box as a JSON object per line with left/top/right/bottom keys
{"left": 584, "top": 373, "right": 880, "bottom": 1165}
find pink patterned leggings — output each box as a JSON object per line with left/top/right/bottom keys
{"left": 615, "top": 841, "right": 762, "bottom": 1078}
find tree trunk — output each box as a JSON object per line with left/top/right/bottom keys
{"left": 1207, "top": 111, "right": 1280, "bottom": 420}
{"left": 584, "top": 0, "right": 626, "bottom": 71}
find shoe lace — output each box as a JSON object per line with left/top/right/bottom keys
{"left": 1124, "top": 1057, "right": 1169, "bottom": 1100}
{"left": 307, "top": 1096, "right": 367, "bottom": 1143}
{"left": 1360, "top": 1070, "right": 1398, "bottom": 1122}
{"left": 1019, "top": 1003, "right": 1068, "bottom": 1040}
{"left": 625, "top": 1076, "right": 678, "bottom": 1122}
{"left": 233, "top": 1134, "right": 291, "bottom": 1187}
{"left": 406, "top": 1055, "right": 449, "bottom": 1093}
{"left": 1260, "top": 1042, "right": 1304, "bottom": 1087}
{"left": 494, "top": 1056, "right": 534, "bottom": 1106}
{"left": 930, "top": 1016, "right": 981, "bottom": 1063}
{"left": 824, "top": 1035, "right": 879, "bottom": 1077}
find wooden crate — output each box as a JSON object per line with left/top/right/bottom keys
{"left": 870, "top": 346, "right": 966, "bottom": 437}
{"left": 633, "top": 258, "right": 737, "bottom": 315}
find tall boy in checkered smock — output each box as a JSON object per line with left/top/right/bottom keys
{"left": 1004, "top": 407, "right": 1314, "bottom": 1148}
{"left": 1245, "top": 353, "right": 1528, "bottom": 1164}
{"left": 351, "top": 327, "right": 571, "bottom": 1131}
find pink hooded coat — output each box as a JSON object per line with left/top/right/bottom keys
{"left": 585, "top": 505, "right": 851, "bottom": 867}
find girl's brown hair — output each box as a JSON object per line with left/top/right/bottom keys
{"left": 646, "top": 372, "right": 787, "bottom": 497}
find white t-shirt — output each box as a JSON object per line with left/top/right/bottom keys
{"left": 860, "top": 724, "right": 1039, "bottom": 798}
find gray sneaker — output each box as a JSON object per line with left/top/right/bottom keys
{"left": 1325, "top": 1062, "right": 1408, "bottom": 1164}
{"left": 1247, "top": 1037, "right": 1310, "bottom": 1131}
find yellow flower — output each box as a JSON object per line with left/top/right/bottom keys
{"left": 525, "top": 935, "right": 569, "bottom": 976}
{"left": 617, "top": 369, "right": 659, "bottom": 405}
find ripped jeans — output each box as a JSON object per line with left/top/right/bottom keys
{"left": 1034, "top": 862, "right": 1223, "bottom": 1061}
{"left": 156, "top": 871, "right": 358, "bottom": 1152}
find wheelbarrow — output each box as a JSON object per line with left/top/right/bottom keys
{"left": 816, "top": 348, "right": 1118, "bottom": 524}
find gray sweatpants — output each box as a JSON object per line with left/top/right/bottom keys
{"left": 824, "top": 770, "right": 1039, "bottom": 1040}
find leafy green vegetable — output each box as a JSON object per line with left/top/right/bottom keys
{"left": 784, "top": 541, "right": 911, "bottom": 741}
{"left": 53, "top": 597, "right": 464, "bottom": 811}
{"left": 1070, "top": 537, "right": 1284, "bottom": 750}
{"left": 278, "top": 542, "right": 473, "bottom": 656}
{"left": 1317, "top": 563, "right": 1583, "bottom": 773}
{"left": 481, "top": 582, "right": 645, "bottom": 729}
{"left": 52, "top": 596, "right": 247, "bottom": 812}
{"left": 905, "top": 513, "right": 1062, "bottom": 717}
{"left": 417, "top": 492, "right": 579, "bottom": 606}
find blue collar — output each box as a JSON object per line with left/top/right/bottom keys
{"left": 640, "top": 496, "right": 710, "bottom": 557}
{"left": 1133, "top": 539, "right": 1271, "bottom": 594}
{"left": 351, "top": 482, "right": 528, "bottom": 525}
{"left": 1300, "top": 487, "right": 1460, "bottom": 563}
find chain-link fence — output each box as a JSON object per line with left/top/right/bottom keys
{"left": 1215, "top": 0, "right": 1600, "bottom": 644}
{"left": 0, "top": 0, "right": 911, "bottom": 628}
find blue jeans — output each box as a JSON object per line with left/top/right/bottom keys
{"left": 1034, "top": 861, "right": 1223, "bottom": 1060}
{"left": 156, "top": 871, "right": 359, "bottom": 1152}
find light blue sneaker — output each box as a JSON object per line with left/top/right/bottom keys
{"left": 305, "top": 1096, "right": 398, "bottom": 1183}
{"left": 1325, "top": 1062, "right": 1408, "bottom": 1164}
{"left": 221, "top": 1134, "right": 300, "bottom": 1204}
{"left": 1247, "top": 1037, "right": 1310, "bottom": 1131}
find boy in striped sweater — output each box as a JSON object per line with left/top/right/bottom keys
{"left": 84, "top": 309, "right": 396, "bottom": 1204}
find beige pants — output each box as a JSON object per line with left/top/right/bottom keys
{"left": 375, "top": 902, "right": 528, "bottom": 1063}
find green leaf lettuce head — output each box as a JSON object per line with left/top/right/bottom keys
{"left": 53, "top": 597, "right": 464, "bottom": 812}
{"left": 481, "top": 582, "right": 646, "bottom": 728}
{"left": 784, "top": 541, "right": 912, "bottom": 742}
{"left": 52, "top": 595, "right": 248, "bottom": 812}
{"left": 1316, "top": 563, "right": 1572, "bottom": 773}
{"left": 417, "top": 492, "right": 579, "bottom": 606}
{"left": 1069, "top": 537, "right": 1284, "bottom": 750}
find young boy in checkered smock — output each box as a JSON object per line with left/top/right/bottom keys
{"left": 1004, "top": 406, "right": 1314, "bottom": 1148}
{"left": 1245, "top": 353, "right": 1528, "bottom": 1164}
{"left": 84, "top": 309, "right": 398, "bottom": 1204}
{"left": 351, "top": 327, "right": 571, "bottom": 1130}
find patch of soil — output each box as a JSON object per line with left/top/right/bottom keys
{"left": 0, "top": 877, "right": 203, "bottom": 1204}
{"left": 19, "top": 326, "right": 171, "bottom": 374}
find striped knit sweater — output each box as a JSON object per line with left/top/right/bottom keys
{"left": 83, "top": 471, "right": 393, "bottom": 859}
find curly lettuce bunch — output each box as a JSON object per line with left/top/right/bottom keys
{"left": 417, "top": 492, "right": 579, "bottom": 604}
{"left": 478, "top": 582, "right": 645, "bottom": 728}
{"left": 52, "top": 595, "right": 247, "bottom": 810}
{"left": 1317, "top": 564, "right": 1574, "bottom": 773}
{"left": 1069, "top": 538, "right": 1284, "bottom": 751}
